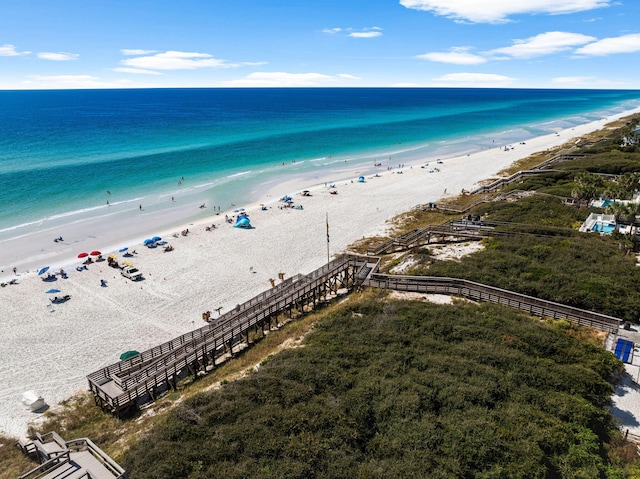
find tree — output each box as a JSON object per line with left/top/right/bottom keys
{"left": 572, "top": 172, "right": 603, "bottom": 202}
{"left": 617, "top": 172, "right": 640, "bottom": 197}
{"left": 625, "top": 202, "right": 640, "bottom": 236}
{"left": 603, "top": 182, "right": 627, "bottom": 201}
{"left": 605, "top": 202, "right": 628, "bottom": 233}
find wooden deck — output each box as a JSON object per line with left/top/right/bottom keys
{"left": 17, "top": 431, "right": 127, "bottom": 479}
{"left": 87, "top": 251, "right": 621, "bottom": 415}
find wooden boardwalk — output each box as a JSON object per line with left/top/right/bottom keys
{"left": 17, "top": 431, "right": 127, "bottom": 479}
{"left": 88, "top": 255, "right": 374, "bottom": 415}
{"left": 369, "top": 220, "right": 566, "bottom": 255}
{"left": 365, "top": 273, "right": 621, "bottom": 333}
{"left": 87, "top": 252, "right": 620, "bottom": 415}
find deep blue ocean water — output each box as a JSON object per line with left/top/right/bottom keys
{"left": 1, "top": 88, "right": 640, "bottom": 239}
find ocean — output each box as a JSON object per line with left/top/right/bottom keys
{"left": 1, "top": 88, "right": 640, "bottom": 250}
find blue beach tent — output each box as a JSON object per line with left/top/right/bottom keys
{"left": 234, "top": 215, "right": 251, "bottom": 229}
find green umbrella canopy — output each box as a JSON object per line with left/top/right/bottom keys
{"left": 119, "top": 350, "right": 140, "bottom": 361}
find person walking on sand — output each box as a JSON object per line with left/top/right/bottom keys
{"left": 139, "top": 204, "right": 142, "bottom": 211}
{"left": 13, "top": 267, "right": 17, "bottom": 275}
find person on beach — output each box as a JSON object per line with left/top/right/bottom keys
{"left": 13, "top": 267, "right": 17, "bottom": 275}
{"left": 139, "top": 204, "right": 142, "bottom": 210}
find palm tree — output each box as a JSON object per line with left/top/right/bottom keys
{"left": 617, "top": 172, "right": 640, "bottom": 197}
{"left": 572, "top": 172, "right": 603, "bottom": 203}
{"left": 603, "top": 182, "right": 626, "bottom": 202}
{"left": 625, "top": 202, "right": 640, "bottom": 236}
{"left": 605, "top": 201, "right": 628, "bottom": 233}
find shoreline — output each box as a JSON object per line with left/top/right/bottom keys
{"left": 4, "top": 104, "right": 639, "bottom": 282}
{"left": 0, "top": 109, "right": 638, "bottom": 439}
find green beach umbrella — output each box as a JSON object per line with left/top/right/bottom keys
{"left": 119, "top": 350, "right": 140, "bottom": 361}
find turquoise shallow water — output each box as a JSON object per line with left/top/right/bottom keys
{"left": 1, "top": 88, "right": 639, "bottom": 241}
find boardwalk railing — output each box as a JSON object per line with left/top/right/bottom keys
{"left": 369, "top": 220, "right": 563, "bottom": 255}
{"left": 18, "top": 432, "right": 127, "bottom": 479}
{"left": 365, "top": 273, "right": 621, "bottom": 333}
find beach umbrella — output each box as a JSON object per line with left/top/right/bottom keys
{"left": 118, "top": 247, "right": 128, "bottom": 253}
{"left": 123, "top": 261, "right": 133, "bottom": 267}
{"left": 45, "top": 289, "right": 60, "bottom": 294}
{"left": 38, "top": 266, "right": 50, "bottom": 275}
{"left": 143, "top": 239, "right": 154, "bottom": 245}
{"left": 119, "top": 350, "right": 140, "bottom": 361}
{"left": 151, "top": 236, "right": 161, "bottom": 242}
{"left": 77, "top": 252, "right": 88, "bottom": 258}
{"left": 90, "top": 250, "right": 101, "bottom": 256}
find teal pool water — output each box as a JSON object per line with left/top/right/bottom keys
{"left": 591, "top": 222, "right": 616, "bottom": 233}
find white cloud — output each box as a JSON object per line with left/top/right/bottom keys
{"left": 0, "top": 44, "right": 30, "bottom": 56}
{"left": 575, "top": 33, "right": 640, "bottom": 56}
{"left": 37, "top": 52, "right": 79, "bottom": 61}
{"left": 487, "top": 31, "right": 596, "bottom": 59}
{"left": 121, "top": 49, "right": 157, "bottom": 56}
{"left": 432, "top": 72, "right": 516, "bottom": 86}
{"left": 113, "top": 67, "right": 163, "bottom": 75}
{"left": 222, "top": 72, "right": 360, "bottom": 87}
{"left": 349, "top": 30, "right": 383, "bottom": 38}
{"left": 324, "top": 27, "right": 382, "bottom": 38}
{"left": 120, "top": 50, "right": 258, "bottom": 71}
{"left": 416, "top": 47, "right": 486, "bottom": 64}
{"left": 399, "top": 0, "right": 612, "bottom": 24}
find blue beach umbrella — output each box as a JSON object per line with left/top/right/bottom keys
{"left": 143, "top": 239, "right": 154, "bottom": 245}
{"left": 38, "top": 266, "right": 50, "bottom": 275}
{"left": 118, "top": 247, "right": 128, "bottom": 252}
{"left": 45, "top": 289, "right": 60, "bottom": 294}
{"left": 151, "top": 236, "right": 161, "bottom": 242}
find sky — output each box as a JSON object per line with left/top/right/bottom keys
{"left": 1, "top": 0, "right": 639, "bottom": 90}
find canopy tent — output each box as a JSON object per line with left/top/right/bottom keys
{"left": 22, "top": 390, "right": 46, "bottom": 412}
{"left": 234, "top": 215, "right": 251, "bottom": 229}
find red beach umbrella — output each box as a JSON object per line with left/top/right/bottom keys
{"left": 90, "top": 250, "right": 102, "bottom": 256}
{"left": 77, "top": 252, "right": 89, "bottom": 258}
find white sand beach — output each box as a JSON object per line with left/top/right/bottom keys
{"left": 1, "top": 112, "right": 637, "bottom": 439}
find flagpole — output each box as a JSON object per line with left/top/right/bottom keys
{"left": 326, "top": 212, "right": 330, "bottom": 265}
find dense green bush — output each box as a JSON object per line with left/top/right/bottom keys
{"left": 122, "top": 300, "right": 625, "bottom": 478}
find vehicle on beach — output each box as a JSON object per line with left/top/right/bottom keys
{"left": 121, "top": 266, "right": 143, "bottom": 281}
